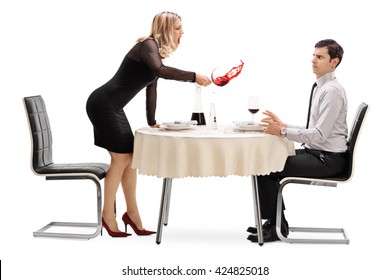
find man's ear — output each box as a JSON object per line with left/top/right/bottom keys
{"left": 331, "top": 57, "right": 340, "bottom": 68}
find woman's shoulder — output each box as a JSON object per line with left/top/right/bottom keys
{"left": 139, "top": 38, "right": 158, "bottom": 49}
{"left": 129, "top": 38, "right": 160, "bottom": 61}
{"left": 129, "top": 38, "right": 158, "bottom": 57}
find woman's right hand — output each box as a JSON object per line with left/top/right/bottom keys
{"left": 195, "top": 73, "right": 212, "bottom": 87}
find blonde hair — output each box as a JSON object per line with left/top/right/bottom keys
{"left": 137, "top": 11, "right": 181, "bottom": 59}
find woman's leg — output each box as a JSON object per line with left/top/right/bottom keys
{"left": 102, "top": 151, "right": 131, "bottom": 232}
{"left": 120, "top": 154, "right": 144, "bottom": 230}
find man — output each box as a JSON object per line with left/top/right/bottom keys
{"left": 248, "top": 39, "right": 347, "bottom": 243}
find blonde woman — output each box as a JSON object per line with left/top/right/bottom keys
{"left": 86, "top": 11, "right": 212, "bottom": 237}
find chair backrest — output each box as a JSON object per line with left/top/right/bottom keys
{"left": 342, "top": 102, "right": 369, "bottom": 181}
{"left": 23, "top": 95, "right": 54, "bottom": 173}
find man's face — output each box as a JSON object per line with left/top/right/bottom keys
{"left": 312, "top": 47, "right": 339, "bottom": 79}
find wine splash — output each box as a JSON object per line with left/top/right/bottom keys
{"left": 211, "top": 60, "right": 244, "bottom": 87}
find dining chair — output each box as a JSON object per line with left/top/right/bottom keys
{"left": 23, "top": 95, "right": 109, "bottom": 239}
{"left": 275, "top": 102, "right": 369, "bottom": 244}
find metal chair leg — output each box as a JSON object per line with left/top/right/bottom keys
{"left": 276, "top": 178, "right": 349, "bottom": 244}
{"left": 33, "top": 175, "right": 102, "bottom": 239}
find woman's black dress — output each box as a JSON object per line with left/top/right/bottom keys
{"left": 86, "top": 39, "right": 195, "bottom": 153}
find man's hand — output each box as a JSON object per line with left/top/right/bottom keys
{"left": 261, "top": 110, "right": 287, "bottom": 136}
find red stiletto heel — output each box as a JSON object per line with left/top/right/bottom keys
{"left": 122, "top": 212, "right": 156, "bottom": 235}
{"left": 101, "top": 218, "right": 132, "bottom": 237}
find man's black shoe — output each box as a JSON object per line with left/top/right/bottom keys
{"left": 246, "top": 220, "right": 273, "bottom": 234}
{"left": 247, "top": 227, "right": 283, "bottom": 243}
{"left": 247, "top": 234, "right": 258, "bottom": 242}
{"left": 263, "top": 226, "right": 282, "bottom": 242}
{"left": 247, "top": 220, "right": 289, "bottom": 243}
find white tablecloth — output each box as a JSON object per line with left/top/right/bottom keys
{"left": 132, "top": 125, "right": 295, "bottom": 178}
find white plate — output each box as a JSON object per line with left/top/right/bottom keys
{"left": 161, "top": 125, "right": 196, "bottom": 131}
{"left": 235, "top": 124, "right": 264, "bottom": 131}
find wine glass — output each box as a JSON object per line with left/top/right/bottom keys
{"left": 211, "top": 66, "right": 230, "bottom": 87}
{"left": 211, "top": 60, "right": 244, "bottom": 87}
{"left": 247, "top": 95, "right": 260, "bottom": 123}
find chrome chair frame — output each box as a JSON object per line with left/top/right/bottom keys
{"left": 275, "top": 102, "right": 369, "bottom": 244}
{"left": 23, "top": 95, "right": 109, "bottom": 239}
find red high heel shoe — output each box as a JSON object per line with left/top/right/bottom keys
{"left": 122, "top": 212, "right": 156, "bottom": 235}
{"left": 101, "top": 218, "right": 132, "bottom": 237}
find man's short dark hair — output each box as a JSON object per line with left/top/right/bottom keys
{"left": 315, "top": 39, "right": 344, "bottom": 67}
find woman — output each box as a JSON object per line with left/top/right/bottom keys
{"left": 86, "top": 11, "right": 212, "bottom": 237}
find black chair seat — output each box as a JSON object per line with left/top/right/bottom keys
{"left": 35, "top": 162, "right": 109, "bottom": 180}
{"left": 23, "top": 95, "right": 109, "bottom": 239}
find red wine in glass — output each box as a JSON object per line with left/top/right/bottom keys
{"left": 248, "top": 108, "right": 260, "bottom": 114}
{"left": 191, "top": 112, "right": 206, "bottom": 126}
{"left": 211, "top": 60, "right": 244, "bottom": 87}
{"left": 248, "top": 96, "right": 260, "bottom": 122}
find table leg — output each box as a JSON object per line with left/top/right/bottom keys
{"left": 251, "top": 175, "right": 264, "bottom": 246}
{"left": 163, "top": 178, "right": 172, "bottom": 226}
{"left": 156, "top": 178, "right": 172, "bottom": 245}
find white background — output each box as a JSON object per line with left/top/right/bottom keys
{"left": 1, "top": 0, "right": 388, "bottom": 279}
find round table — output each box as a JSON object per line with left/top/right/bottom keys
{"left": 132, "top": 125, "right": 295, "bottom": 245}
{"left": 133, "top": 125, "right": 295, "bottom": 178}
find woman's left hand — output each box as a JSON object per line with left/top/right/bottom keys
{"left": 150, "top": 123, "right": 161, "bottom": 128}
